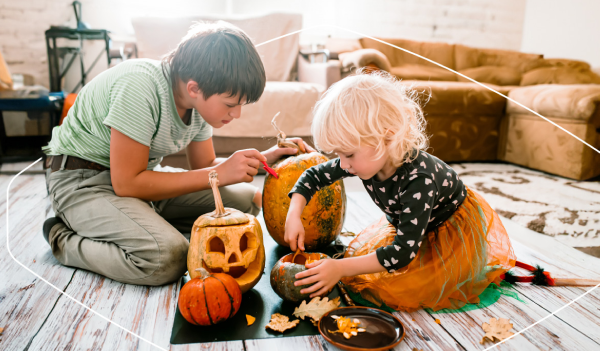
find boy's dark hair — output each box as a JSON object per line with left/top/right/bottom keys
{"left": 162, "top": 21, "right": 266, "bottom": 104}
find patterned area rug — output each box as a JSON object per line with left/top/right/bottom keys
{"left": 451, "top": 163, "right": 600, "bottom": 251}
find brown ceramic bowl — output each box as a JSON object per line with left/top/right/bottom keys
{"left": 318, "top": 306, "right": 405, "bottom": 351}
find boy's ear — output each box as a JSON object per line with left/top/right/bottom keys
{"left": 186, "top": 80, "right": 201, "bottom": 99}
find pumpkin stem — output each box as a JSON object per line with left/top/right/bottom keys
{"left": 208, "top": 171, "right": 229, "bottom": 218}
{"left": 195, "top": 267, "right": 211, "bottom": 279}
{"left": 271, "top": 111, "right": 303, "bottom": 153}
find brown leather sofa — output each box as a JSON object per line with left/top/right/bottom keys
{"left": 334, "top": 38, "right": 600, "bottom": 180}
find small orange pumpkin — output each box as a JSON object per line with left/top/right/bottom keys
{"left": 178, "top": 267, "right": 242, "bottom": 326}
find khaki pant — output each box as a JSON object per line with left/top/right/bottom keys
{"left": 46, "top": 167, "right": 260, "bottom": 286}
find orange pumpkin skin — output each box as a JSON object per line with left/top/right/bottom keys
{"left": 178, "top": 270, "right": 242, "bottom": 326}
{"left": 263, "top": 152, "right": 346, "bottom": 250}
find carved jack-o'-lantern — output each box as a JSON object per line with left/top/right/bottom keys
{"left": 188, "top": 171, "right": 266, "bottom": 293}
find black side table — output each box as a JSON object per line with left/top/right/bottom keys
{"left": 45, "top": 27, "right": 111, "bottom": 93}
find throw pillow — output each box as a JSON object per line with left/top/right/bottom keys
{"left": 520, "top": 67, "right": 600, "bottom": 86}
{"left": 457, "top": 66, "right": 522, "bottom": 86}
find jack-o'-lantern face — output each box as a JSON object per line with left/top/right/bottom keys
{"left": 201, "top": 224, "right": 261, "bottom": 278}
{"left": 190, "top": 220, "right": 265, "bottom": 293}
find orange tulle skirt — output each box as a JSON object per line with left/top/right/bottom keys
{"left": 341, "top": 186, "right": 516, "bottom": 312}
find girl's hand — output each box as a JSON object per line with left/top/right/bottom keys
{"left": 284, "top": 212, "right": 306, "bottom": 251}
{"left": 261, "top": 137, "right": 316, "bottom": 165}
{"left": 294, "top": 259, "right": 344, "bottom": 298}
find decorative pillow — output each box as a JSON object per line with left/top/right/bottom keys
{"left": 390, "top": 64, "right": 457, "bottom": 81}
{"left": 520, "top": 67, "right": 600, "bottom": 86}
{"left": 457, "top": 66, "right": 522, "bottom": 86}
{"left": 339, "top": 49, "right": 392, "bottom": 72}
{"left": 540, "top": 59, "right": 591, "bottom": 70}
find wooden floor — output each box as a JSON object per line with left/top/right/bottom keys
{"left": 1, "top": 172, "right": 600, "bottom": 351}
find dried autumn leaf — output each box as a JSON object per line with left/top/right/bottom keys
{"left": 293, "top": 296, "right": 341, "bottom": 323}
{"left": 480, "top": 317, "right": 514, "bottom": 344}
{"left": 265, "top": 313, "right": 299, "bottom": 333}
{"left": 246, "top": 315, "right": 256, "bottom": 326}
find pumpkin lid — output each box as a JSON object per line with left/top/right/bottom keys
{"left": 195, "top": 171, "right": 250, "bottom": 228}
{"left": 195, "top": 208, "right": 249, "bottom": 227}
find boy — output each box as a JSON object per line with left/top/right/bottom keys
{"left": 42, "top": 22, "right": 310, "bottom": 285}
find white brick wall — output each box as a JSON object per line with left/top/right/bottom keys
{"left": 1, "top": 0, "right": 526, "bottom": 89}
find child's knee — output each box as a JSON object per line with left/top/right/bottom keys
{"left": 147, "top": 237, "right": 189, "bottom": 285}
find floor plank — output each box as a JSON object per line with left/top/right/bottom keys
{"left": 245, "top": 335, "right": 323, "bottom": 351}
{"left": 170, "top": 342, "right": 244, "bottom": 351}
{"left": 26, "top": 271, "right": 176, "bottom": 351}
{"left": 511, "top": 285, "right": 600, "bottom": 345}
{"left": 0, "top": 174, "right": 77, "bottom": 350}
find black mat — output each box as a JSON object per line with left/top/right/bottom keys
{"left": 170, "top": 233, "right": 346, "bottom": 344}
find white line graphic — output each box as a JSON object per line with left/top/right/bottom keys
{"left": 4, "top": 24, "right": 598, "bottom": 350}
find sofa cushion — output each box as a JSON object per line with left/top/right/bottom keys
{"left": 211, "top": 81, "right": 324, "bottom": 138}
{"left": 455, "top": 44, "right": 544, "bottom": 73}
{"left": 457, "top": 66, "right": 522, "bottom": 86}
{"left": 400, "top": 80, "right": 506, "bottom": 115}
{"left": 507, "top": 84, "right": 600, "bottom": 122}
{"left": 540, "top": 58, "right": 591, "bottom": 70}
{"left": 498, "top": 113, "right": 600, "bottom": 180}
{"left": 390, "top": 64, "right": 457, "bottom": 81}
{"left": 520, "top": 67, "right": 600, "bottom": 86}
{"left": 359, "top": 37, "right": 455, "bottom": 69}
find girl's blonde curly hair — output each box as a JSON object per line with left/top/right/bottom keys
{"left": 311, "top": 69, "right": 429, "bottom": 167}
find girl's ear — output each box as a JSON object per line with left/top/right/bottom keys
{"left": 384, "top": 128, "right": 396, "bottom": 146}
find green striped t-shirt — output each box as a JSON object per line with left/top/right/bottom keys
{"left": 43, "top": 59, "right": 212, "bottom": 170}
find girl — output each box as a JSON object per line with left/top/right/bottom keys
{"left": 285, "top": 70, "right": 516, "bottom": 312}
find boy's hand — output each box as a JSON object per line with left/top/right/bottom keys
{"left": 284, "top": 212, "right": 306, "bottom": 251}
{"left": 261, "top": 137, "right": 317, "bottom": 165}
{"left": 214, "top": 149, "right": 266, "bottom": 185}
{"left": 295, "top": 259, "right": 344, "bottom": 298}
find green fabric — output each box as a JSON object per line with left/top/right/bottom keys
{"left": 344, "top": 285, "right": 396, "bottom": 314}
{"left": 43, "top": 59, "right": 212, "bottom": 170}
{"left": 427, "top": 281, "right": 527, "bottom": 314}
{"left": 345, "top": 281, "right": 525, "bottom": 314}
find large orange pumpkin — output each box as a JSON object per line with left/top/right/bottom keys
{"left": 188, "top": 171, "right": 266, "bottom": 293}
{"left": 178, "top": 267, "right": 242, "bottom": 326}
{"left": 263, "top": 151, "right": 347, "bottom": 250}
